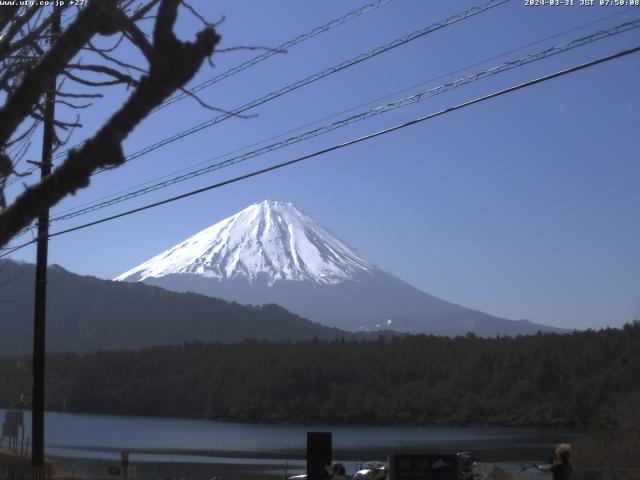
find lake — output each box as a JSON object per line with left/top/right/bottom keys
{"left": 0, "top": 409, "right": 583, "bottom": 479}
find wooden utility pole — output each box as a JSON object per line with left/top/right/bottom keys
{"left": 32, "top": 8, "right": 60, "bottom": 480}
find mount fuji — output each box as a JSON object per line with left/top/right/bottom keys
{"left": 116, "top": 200, "right": 558, "bottom": 336}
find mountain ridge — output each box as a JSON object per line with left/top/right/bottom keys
{"left": 116, "top": 200, "right": 375, "bottom": 285}
{"left": 0, "top": 259, "right": 352, "bottom": 355}
{"left": 117, "top": 200, "right": 562, "bottom": 336}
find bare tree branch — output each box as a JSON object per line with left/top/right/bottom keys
{"left": 0, "top": 7, "right": 41, "bottom": 58}
{"left": 55, "top": 99, "right": 92, "bottom": 110}
{"left": 0, "top": 6, "right": 20, "bottom": 33}
{"left": 5, "top": 119, "right": 38, "bottom": 149}
{"left": 175, "top": 86, "right": 257, "bottom": 118}
{"left": 56, "top": 91, "right": 103, "bottom": 99}
{"left": 0, "top": 1, "right": 120, "bottom": 147}
{"left": 131, "top": 0, "right": 163, "bottom": 22}
{"left": 62, "top": 69, "right": 134, "bottom": 88}
{"left": 119, "top": 15, "right": 158, "bottom": 64}
{"left": 85, "top": 39, "right": 149, "bottom": 74}
{"left": 67, "top": 63, "right": 139, "bottom": 86}
{"left": 0, "top": 0, "right": 220, "bottom": 247}
{"left": 1, "top": 9, "right": 54, "bottom": 58}
{"left": 181, "top": 0, "right": 216, "bottom": 29}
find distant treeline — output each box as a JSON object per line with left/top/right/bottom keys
{"left": 1, "top": 323, "right": 639, "bottom": 426}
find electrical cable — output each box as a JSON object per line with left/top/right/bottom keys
{"left": 63, "top": 0, "right": 510, "bottom": 173}
{"left": 2, "top": 42, "right": 638, "bottom": 258}
{"left": 9, "top": 4, "right": 632, "bottom": 194}
{"left": 155, "top": 0, "right": 394, "bottom": 112}
{"left": 44, "top": 0, "right": 394, "bottom": 165}
{"left": 48, "top": 18, "right": 640, "bottom": 223}
{"left": 48, "top": 6, "right": 638, "bottom": 219}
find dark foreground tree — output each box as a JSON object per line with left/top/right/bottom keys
{"left": 0, "top": 0, "right": 220, "bottom": 247}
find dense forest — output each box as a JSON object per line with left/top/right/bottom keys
{"left": 572, "top": 391, "right": 640, "bottom": 479}
{"left": 0, "top": 323, "right": 638, "bottom": 426}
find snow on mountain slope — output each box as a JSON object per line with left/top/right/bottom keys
{"left": 115, "top": 200, "right": 375, "bottom": 285}
{"left": 115, "top": 200, "right": 563, "bottom": 336}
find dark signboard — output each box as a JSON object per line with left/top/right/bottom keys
{"left": 390, "top": 454, "right": 458, "bottom": 480}
{"left": 307, "top": 432, "right": 332, "bottom": 480}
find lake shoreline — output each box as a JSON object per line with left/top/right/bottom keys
{"left": 45, "top": 454, "right": 533, "bottom": 480}
{"left": 3, "top": 406, "right": 587, "bottom": 429}
{"left": 1, "top": 409, "right": 583, "bottom": 480}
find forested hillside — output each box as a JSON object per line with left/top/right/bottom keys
{"left": 0, "top": 260, "right": 349, "bottom": 354}
{"left": 1, "top": 323, "right": 638, "bottom": 426}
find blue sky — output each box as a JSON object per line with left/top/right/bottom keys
{"left": 5, "top": 0, "right": 640, "bottom": 329}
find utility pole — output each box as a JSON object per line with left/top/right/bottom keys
{"left": 32, "top": 7, "right": 60, "bottom": 480}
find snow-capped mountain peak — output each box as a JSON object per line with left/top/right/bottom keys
{"left": 115, "top": 200, "right": 375, "bottom": 285}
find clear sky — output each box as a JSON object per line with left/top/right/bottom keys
{"left": 5, "top": 0, "right": 640, "bottom": 330}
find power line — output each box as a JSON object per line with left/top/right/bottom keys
{"left": 3, "top": 42, "right": 638, "bottom": 258}
{"left": 83, "top": 0, "right": 510, "bottom": 174}
{"left": 48, "top": 18, "right": 640, "bottom": 223}
{"left": 48, "top": 6, "right": 638, "bottom": 220}
{"left": 45, "top": 45, "right": 640, "bottom": 234}
{"left": 155, "top": 0, "right": 394, "bottom": 112}
{"left": 45, "top": 0, "right": 394, "bottom": 165}
{"left": 8, "top": 4, "right": 634, "bottom": 194}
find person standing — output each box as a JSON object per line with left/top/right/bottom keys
{"left": 550, "top": 443, "right": 573, "bottom": 480}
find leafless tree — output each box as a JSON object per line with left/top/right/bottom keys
{"left": 0, "top": 0, "right": 222, "bottom": 248}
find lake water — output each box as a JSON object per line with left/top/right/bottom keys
{"left": 1, "top": 409, "right": 583, "bottom": 479}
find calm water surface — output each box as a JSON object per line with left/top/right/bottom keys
{"left": 1, "top": 409, "right": 583, "bottom": 478}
